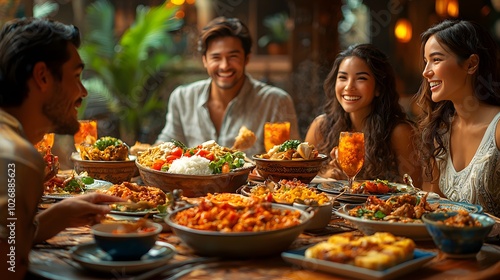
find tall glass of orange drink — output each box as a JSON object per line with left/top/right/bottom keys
{"left": 74, "top": 120, "right": 97, "bottom": 152}
{"left": 264, "top": 122, "right": 290, "bottom": 152}
{"left": 337, "top": 132, "right": 365, "bottom": 189}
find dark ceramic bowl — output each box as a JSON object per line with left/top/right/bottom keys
{"left": 164, "top": 203, "right": 312, "bottom": 258}
{"left": 72, "top": 153, "right": 137, "bottom": 184}
{"left": 422, "top": 212, "right": 495, "bottom": 257}
{"left": 251, "top": 154, "right": 327, "bottom": 184}
{"left": 136, "top": 161, "right": 255, "bottom": 197}
{"left": 91, "top": 222, "right": 162, "bottom": 260}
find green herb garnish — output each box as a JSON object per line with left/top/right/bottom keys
{"left": 374, "top": 210, "right": 386, "bottom": 219}
{"left": 81, "top": 177, "right": 94, "bottom": 185}
{"left": 94, "top": 136, "right": 124, "bottom": 151}
{"left": 278, "top": 140, "right": 301, "bottom": 152}
{"left": 171, "top": 139, "right": 187, "bottom": 150}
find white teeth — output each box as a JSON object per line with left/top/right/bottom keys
{"left": 218, "top": 72, "right": 233, "bottom": 77}
{"left": 430, "top": 81, "right": 441, "bottom": 87}
{"left": 343, "top": 95, "right": 361, "bottom": 101}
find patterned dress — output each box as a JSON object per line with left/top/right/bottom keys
{"left": 438, "top": 112, "right": 500, "bottom": 217}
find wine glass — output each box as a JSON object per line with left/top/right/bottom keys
{"left": 337, "top": 132, "right": 365, "bottom": 189}
{"left": 74, "top": 120, "right": 98, "bottom": 152}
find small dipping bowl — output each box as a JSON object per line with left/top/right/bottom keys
{"left": 421, "top": 212, "right": 495, "bottom": 258}
{"left": 92, "top": 222, "right": 162, "bottom": 260}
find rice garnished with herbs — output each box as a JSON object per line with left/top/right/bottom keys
{"left": 167, "top": 155, "right": 212, "bottom": 175}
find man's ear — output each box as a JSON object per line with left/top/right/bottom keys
{"left": 202, "top": 55, "right": 208, "bottom": 68}
{"left": 467, "top": 54, "right": 479, "bottom": 74}
{"left": 32, "top": 62, "right": 51, "bottom": 89}
{"left": 244, "top": 53, "right": 251, "bottom": 66}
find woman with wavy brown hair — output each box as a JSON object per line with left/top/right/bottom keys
{"left": 415, "top": 20, "right": 500, "bottom": 216}
{"left": 305, "top": 44, "right": 422, "bottom": 186}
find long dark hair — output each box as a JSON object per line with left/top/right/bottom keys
{"left": 0, "top": 17, "right": 80, "bottom": 107}
{"left": 415, "top": 20, "right": 500, "bottom": 179}
{"left": 317, "top": 43, "right": 411, "bottom": 181}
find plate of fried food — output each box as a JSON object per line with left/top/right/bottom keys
{"left": 282, "top": 232, "right": 436, "bottom": 280}
{"left": 317, "top": 179, "right": 417, "bottom": 203}
{"left": 335, "top": 193, "right": 483, "bottom": 240}
{"left": 240, "top": 179, "right": 332, "bottom": 205}
{"left": 97, "top": 182, "right": 171, "bottom": 216}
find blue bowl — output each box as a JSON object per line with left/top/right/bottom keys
{"left": 92, "top": 222, "right": 162, "bottom": 260}
{"left": 421, "top": 212, "right": 495, "bottom": 256}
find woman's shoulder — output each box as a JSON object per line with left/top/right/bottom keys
{"left": 390, "top": 121, "right": 415, "bottom": 139}
{"left": 494, "top": 112, "right": 500, "bottom": 150}
{"left": 305, "top": 114, "right": 326, "bottom": 144}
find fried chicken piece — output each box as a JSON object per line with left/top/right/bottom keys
{"left": 232, "top": 126, "right": 256, "bottom": 151}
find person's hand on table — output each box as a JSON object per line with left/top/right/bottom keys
{"left": 56, "top": 193, "right": 126, "bottom": 226}
{"left": 34, "top": 193, "right": 125, "bottom": 243}
{"left": 321, "top": 146, "right": 345, "bottom": 180}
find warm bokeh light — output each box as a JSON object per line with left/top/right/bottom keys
{"left": 171, "top": 0, "right": 185, "bottom": 5}
{"left": 447, "top": 0, "right": 459, "bottom": 18}
{"left": 435, "top": 0, "right": 447, "bottom": 17}
{"left": 186, "top": 0, "right": 196, "bottom": 4}
{"left": 175, "top": 10, "right": 185, "bottom": 19}
{"left": 395, "top": 18, "right": 412, "bottom": 43}
{"left": 436, "top": 0, "right": 459, "bottom": 18}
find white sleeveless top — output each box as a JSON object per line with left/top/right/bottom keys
{"left": 438, "top": 112, "right": 500, "bottom": 217}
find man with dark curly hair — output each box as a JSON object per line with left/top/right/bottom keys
{"left": 0, "top": 18, "right": 123, "bottom": 279}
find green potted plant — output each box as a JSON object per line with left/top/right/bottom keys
{"left": 258, "top": 12, "right": 290, "bottom": 55}
{"left": 78, "top": 0, "right": 183, "bottom": 144}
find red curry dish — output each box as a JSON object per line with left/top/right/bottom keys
{"left": 172, "top": 200, "right": 302, "bottom": 232}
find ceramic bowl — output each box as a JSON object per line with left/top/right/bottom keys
{"left": 421, "top": 212, "right": 495, "bottom": 257}
{"left": 164, "top": 203, "right": 312, "bottom": 258}
{"left": 251, "top": 154, "right": 327, "bottom": 184}
{"left": 136, "top": 161, "right": 255, "bottom": 197}
{"left": 71, "top": 153, "right": 137, "bottom": 184}
{"left": 292, "top": 201, "right": 333, "bottom": 230}
{"left": 91, "top": 222, "right": 162, "bottom": 260}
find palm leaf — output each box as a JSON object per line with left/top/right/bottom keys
{"left": 79, "top": 0, "right": 182, "bottom": 142}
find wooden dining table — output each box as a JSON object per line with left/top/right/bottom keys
{"left": 27, "top": 205, "right": 500, "bottom": 280}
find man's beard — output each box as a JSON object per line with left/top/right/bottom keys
{"left": 42, "top": 92, "right": 80, "bottom": 135}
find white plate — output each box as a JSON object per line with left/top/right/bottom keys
{"left": 335, "top": 200, "right": 484, "bottom": 240}
{"left": 84, "top": 179, "right": 114, "bottom": 191}
{"left": 282, "top": 246, "right": 436, "bottom": 280}
{"left": 70, "top": 241, "right": 175, "bottom": 273}
{"left": 42, "top": 179, "right": 113, "bottom": 200}
{"left": 109, "top": 209, "right": 159, "bottom": 216}
{"left": 317, "top": 180, "right": 417, "bottom": 203}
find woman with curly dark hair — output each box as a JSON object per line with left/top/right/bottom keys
{"left": 305, "top": 44, "right": 421, "bottom": 186}
{"left": 415, "top": 20, "right": 500, "bottom": 216}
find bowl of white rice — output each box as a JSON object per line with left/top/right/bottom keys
{"left": 167, "top": 155, "right": 212, "bottom": 175}
{"left": 136, "top": 153, "right": 255, "bottom": 197}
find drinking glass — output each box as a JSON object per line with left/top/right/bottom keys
{"left": 34, "top": 133, "right": 55, "bottom": 153}
{"left": 264, "top": 122, "right": 290, "bottom": 152}
{"left": 74, "top": 120, "right": 98, "bottom": 152}
{"left": 337, "top": 132, "right": 365, "bottom": 189}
